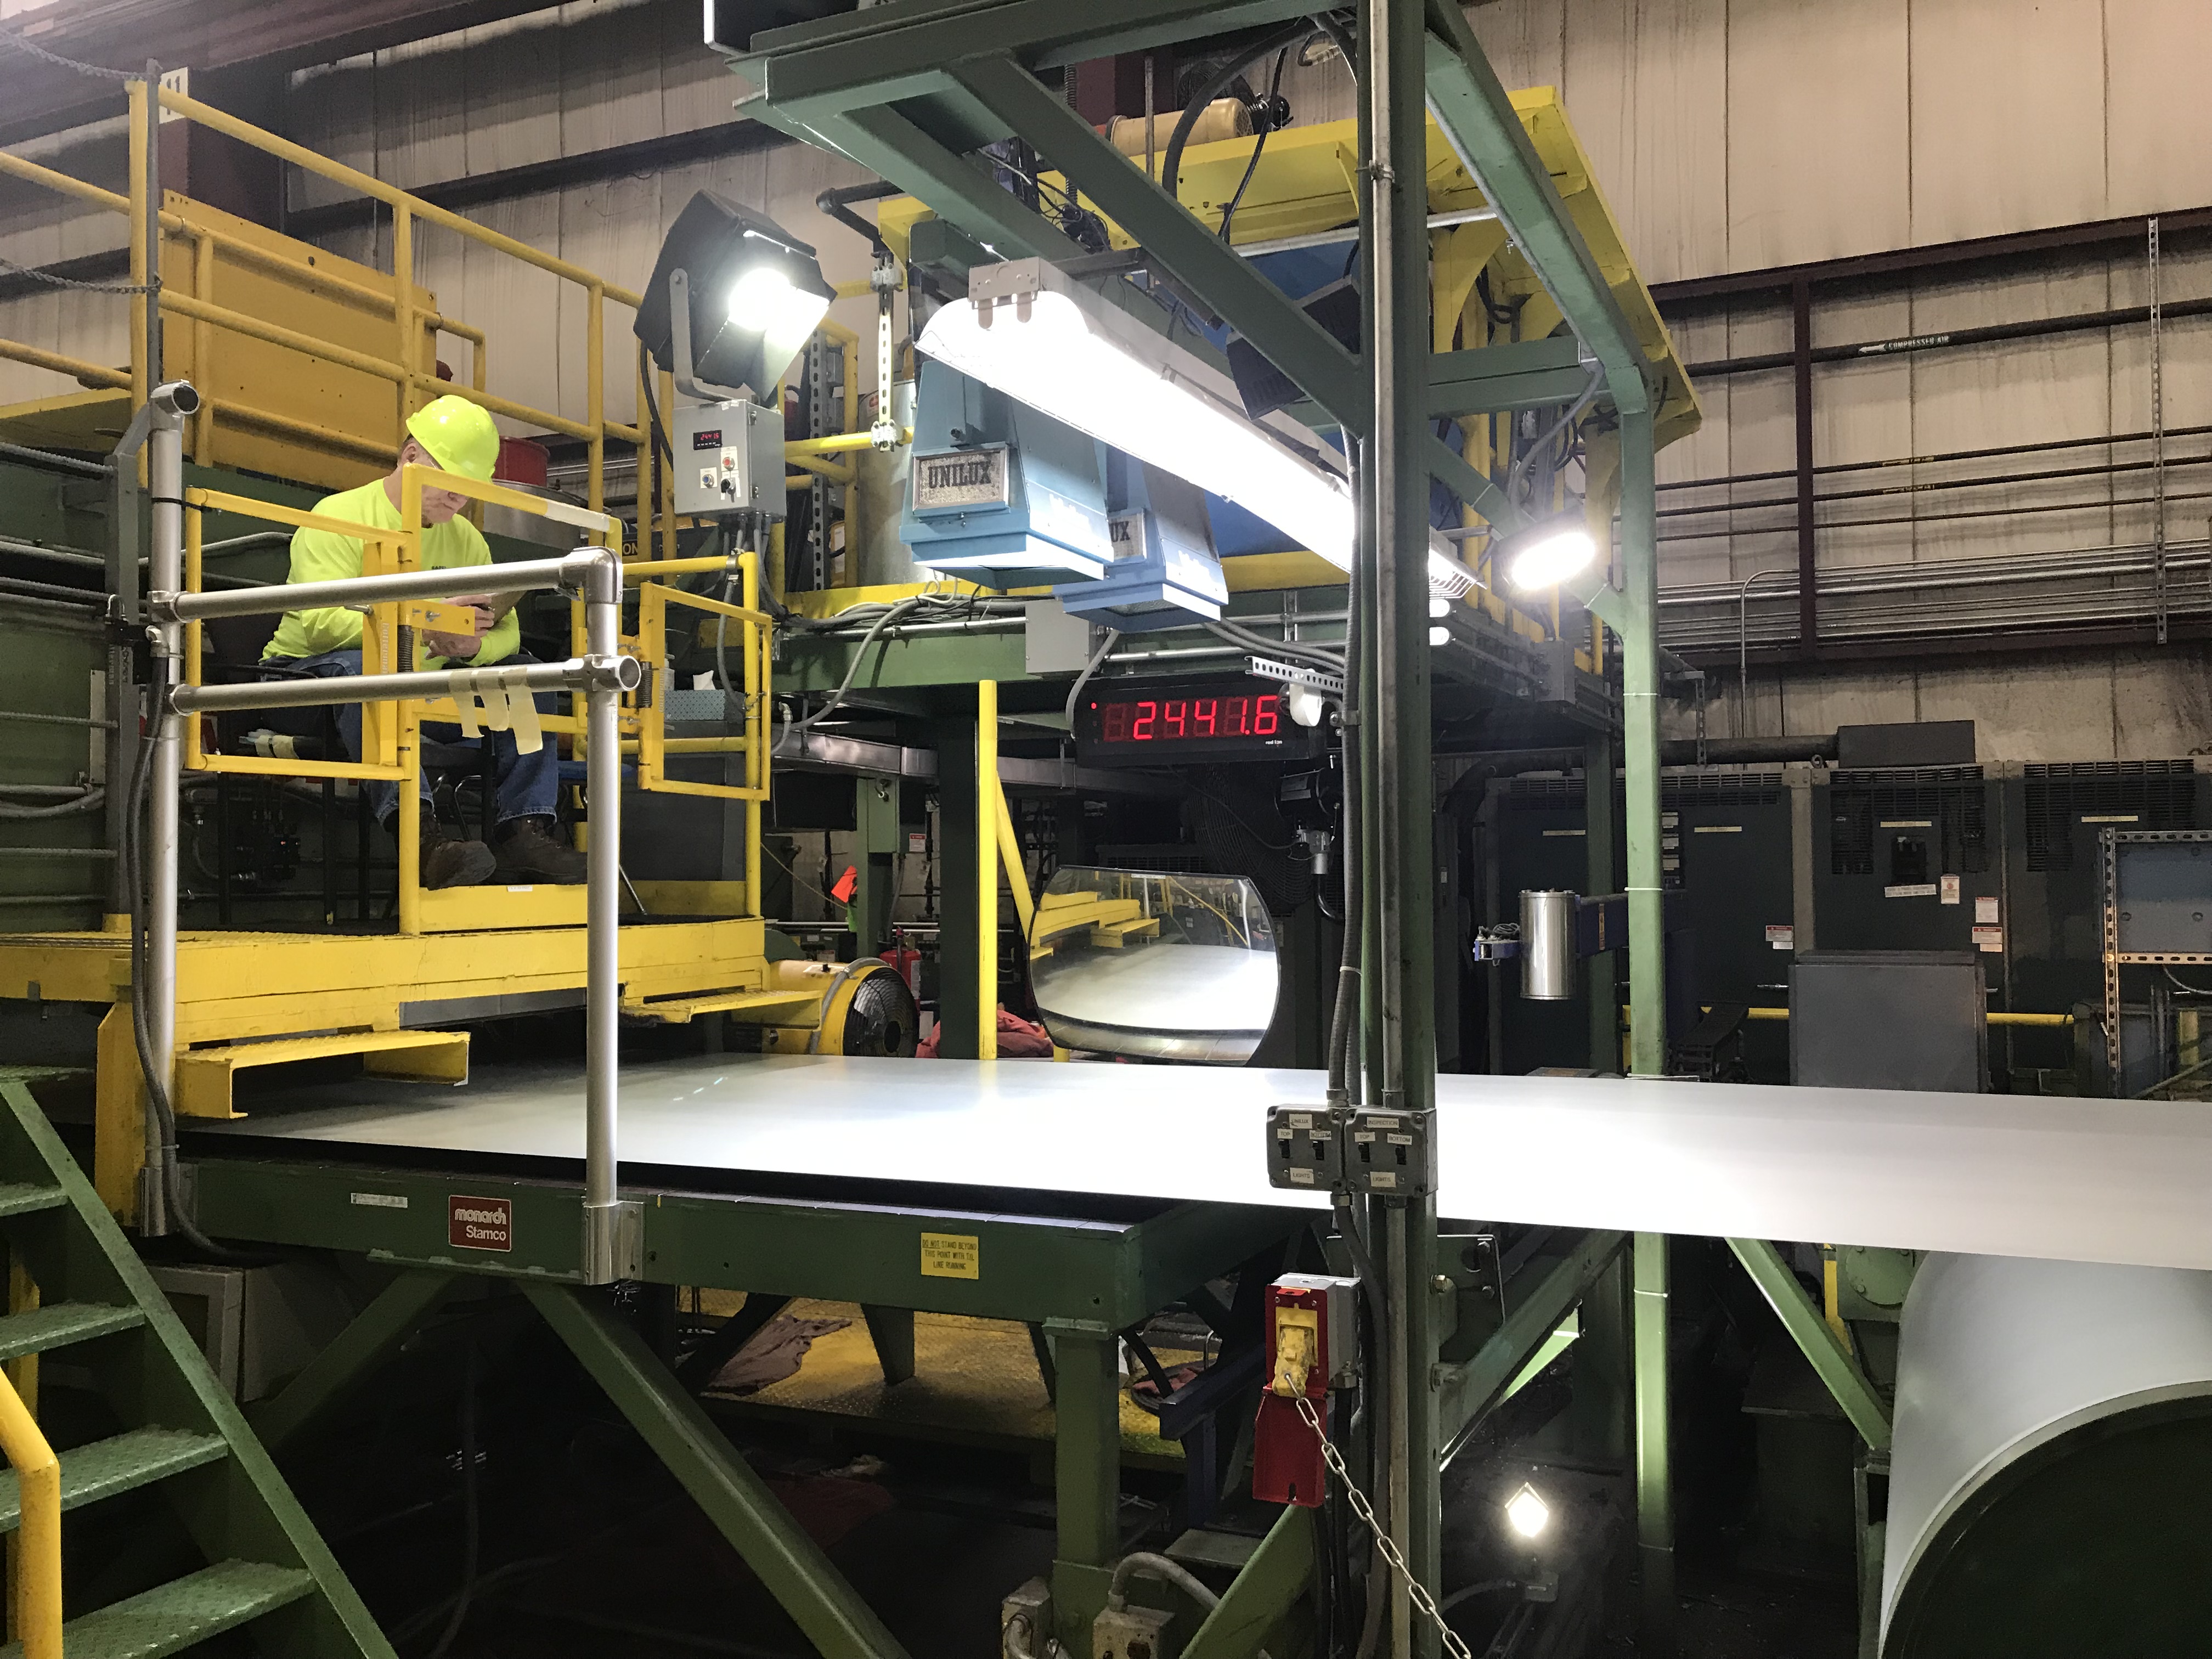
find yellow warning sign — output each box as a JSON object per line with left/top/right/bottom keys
{"left": 919, "top": 1231, "right": 980, "bottom": 1280}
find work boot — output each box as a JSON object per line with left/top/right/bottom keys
{"left": 419, "top": 823, "right": 495, "bottom": 890}
{"left": 494, "top": 818, "right": 589, "bottom": 885}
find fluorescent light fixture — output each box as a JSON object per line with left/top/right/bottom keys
{"left": 919, "top": 259, "right": 1356, "bottom": 564}
{"left": 1503, "top": 518, "right": 1599, "bottom": 592}
{"left": 1504, "top": 1482, "right": 1551, "bottom": 1539}
{"left": 919, "top": 261, "right": 1482, "bottom": 597}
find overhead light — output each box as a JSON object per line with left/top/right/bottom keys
{"left": 1502, "top": 516, "right": 1600, "bottom": 592}
{"left": 1503, "top": 1482, "right": 1551, "bottom": 1540}
{"left": 918, "top": 259, "right": 1481, "bottom": 599}
{"left": 636, "top": 191, "right": 836, "bottom": 400}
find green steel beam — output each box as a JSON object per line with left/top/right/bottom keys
{"left": 748, "top": 0, "right": 1327, "bottom": 112}
{"left": 1424, "top": 432, "right": 1525, "bottom": 536}
{"left": 252, "top": 1270, "right": 455, "bottom": 1455}
{"left": 1634, "top": 1232, "right": 1675, "bottom": 1656}
{"left": 778, "top": 628, "right": 1030, "bottom": 693}
{"left": 1726, "top": 1238, "right": 1894, "bottom": 1452}
{"left": 1435, "top": 1230, "right": 1627, "bottom": 1465}
{"left": 1427, "top": 337, "right": 1596, "bottom": 417}
{"left": 1418, "top": 7, "right": 1650, "bottom": 417}
{"left": 524, "top": 1283, "right": 911, "bottom": 1659}
{"left": 1181, "top": 1503, "right": 1314, "bottom": 1659}
{"left": 759, "top": 100, "right": 1085, "bottom": 266}
{"left": 949, "top": 55, "right": 1372, "bottom": 436}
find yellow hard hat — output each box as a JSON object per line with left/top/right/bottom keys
{"left": 404, "top": 394, "right": 500, "bottom": 481}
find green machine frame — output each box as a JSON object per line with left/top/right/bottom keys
{"left": 719, "top": 3, "right": 1681, "bottom": 1657}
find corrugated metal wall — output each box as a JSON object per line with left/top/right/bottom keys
{"left": 1, "top": 0, "right": 2207, "bottom": 756}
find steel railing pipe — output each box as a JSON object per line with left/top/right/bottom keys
{"left": 154, "top": 548, "right": 607, "bottom": 624}
{"left": 579, "top": 550, "right": 630, "bottom": 1283}
{"left": 168, "top": 655, "right": 636, "bottom": 716}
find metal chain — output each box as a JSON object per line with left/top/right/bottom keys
{"left": 1295, "top": 1396, "right": 1476, "bottom": 1659}
{"left": 0, "top": 27, "right": 142, "bottom": 82}
{"left": 0, "top": 253, "right": 154, "bottom": 296}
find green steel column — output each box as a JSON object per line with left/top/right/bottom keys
{"left": 1584, "top": 726, "right": 1620, "bottom": 1070}
{"left": 930, "top": 714, "right": 979, "bottom": 1059}
{"left": 1048, "top": 1322, "right": 1123, "bottom": 1655}
{"left": 1620, "top": 405, "right": 1667, "bottom": 1077}
{"left": 851, "top": 777, "right": 900, "bottom": 958}
{"left": 1634, "top": 1232, "right": 1676, "bottom": 1656}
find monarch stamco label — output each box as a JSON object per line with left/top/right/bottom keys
{"left": 448, "top": 1195, "right": 512, "bottom": 1252}
{"left": 912, "top": 445, "right": 1010, "bottom": 510}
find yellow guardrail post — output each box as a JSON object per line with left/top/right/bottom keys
{"left": 0, "top": 1367, "right": 60, "bottom": 1659}
{"left": 978, "top": 679, "right": 998, "bottom": 1060}
{"left": 743, "top": 548, "right": 764, "bottom": 916}
{"left": 586, "top": 283, "right": 606, "bottom": 515}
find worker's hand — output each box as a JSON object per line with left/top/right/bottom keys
{"left": 451, "top": 595, "right": 500, "bottom": 634}
{"left": 423, "top": 630, "right": 479, "bottom": 662}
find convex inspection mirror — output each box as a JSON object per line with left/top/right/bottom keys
{"left": 1026, "top": 867, "right": 1279, "bottom": 1063}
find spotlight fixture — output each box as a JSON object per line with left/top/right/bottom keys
{"left": 1503, "top": 1482, "right": 1552, "bottom": 1540}
{"left": 637, "top": 190, "right": 836, "bottom": 401}
{"left": 1501, "top": 515, "right": 1600, "bottom": 592}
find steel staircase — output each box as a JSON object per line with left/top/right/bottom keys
{"left": 0, "top": 1069, "right": 392, "bottom": 1658}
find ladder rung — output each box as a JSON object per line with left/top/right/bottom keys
{"left": 0, "top": 1301, "right": 145, "bottom": 1363}
{"left": 0, "top": 1559, "right": 315, "bottom": 1659}
{"left": 0, "top": 1427, "right": 229, "bottom": 1533}
{"left": 0, "top": 1183, "right": 65, "bottom": 1220}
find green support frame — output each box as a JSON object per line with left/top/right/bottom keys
{"left": 1725, "top": 1238, "right": 1893, "bottom": 1451}
{"left": 1435, "top": 1231, "right": 1627, "bottom": 1466}
{"left": 525, "top": 1282, "right": 912, "bottom": 1659}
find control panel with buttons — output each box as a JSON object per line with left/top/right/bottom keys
{"left": 672, "top": 397, "right": 787, "bottom": 520}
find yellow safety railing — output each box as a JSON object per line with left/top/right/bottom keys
{"left": 0, "top": 1367, "right": 59, "bottom": 1659}
{"left": 632, "top": 571, "right": 772, "bottom": 805}
{"left": 177, "top": 470, "right": 781, "bottom": 932}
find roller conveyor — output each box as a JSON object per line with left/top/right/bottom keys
{"left": 187, "top": 1055, "right": 2212, "bottom": 1271}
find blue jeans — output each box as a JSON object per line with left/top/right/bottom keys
{"left": 263, "top": 648, "right": 561, "bottom": 831}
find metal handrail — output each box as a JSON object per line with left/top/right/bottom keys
{"left": 0, "top": 1368, "right": 60, "bottom": 1658}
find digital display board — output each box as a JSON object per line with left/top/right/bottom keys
{"left": 1074, "top": 676, "right": 1321, "bottom": 766}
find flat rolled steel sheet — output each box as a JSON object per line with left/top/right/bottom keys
{"left": 191, "top": 1056, "right": 2212, "bottom": 1270}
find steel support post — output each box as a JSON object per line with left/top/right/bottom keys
{"left": 524, "top": 1284, "right": 910, "bottom": 1659}
{"left": 1048, "top": 1322, "right": 1123, "bottom": 1655}
{"left": 1584, "top": 727, "right": 1620, "bottom": 1070}
{"left": 1620, "top": 407, "right": 1667, "bottom": 1077}
{"left": 137, "top": 382, "right": 195, "bottom": 1237}
{"left": 582, "top": 552, "right": 633, "bottom": 1284}
{"left": 1363, "top": 2, "right": 1440, "bottom": 1655}
{"left": 853, "top": 777, "right": 900, "bottom": 958}
{"left": 1633, "top": 1232, "right": 1675, "bottom": 1656}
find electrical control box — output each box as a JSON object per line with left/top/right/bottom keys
{"left": 1347, "top": 1107, "right": 1436, "bottom": 1195}
{"left": 1266, "top": 1104, "right": 1343, "bottom": 1191}
{"left": 673, "top": 398, "right": 786, "bottom": 519}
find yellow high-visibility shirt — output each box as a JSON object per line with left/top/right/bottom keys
{"left": 261, "top": 477, "right": 519, "bottom": 669}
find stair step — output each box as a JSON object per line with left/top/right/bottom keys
{"left": 0, "top": 1427, "right": 229, "bottom": 1533}
{"left": 0, "top": 1301, "right": 144, "bottom": 1362}
{"left": 0, "top": 1183, "right": 65, "bottom": 1219}
{"left": 0, "top": 1560, "right": 315, "bottom": 1659}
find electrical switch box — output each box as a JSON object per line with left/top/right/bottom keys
{"left": 1254, "top": 1273, "right": 1358, "bottom": 1508}
{"left": 673, "top": 398, "right": 786, "bottom": 519}
{"left": 1266, "top": 1104, "right": 1343, "bottom": 1192}
{"left": 1348, "top": 1107, "right": 1436, "bottom": 1195}
{"left": 1092, "top": 1600, "right": 1176, "bottom": 1659}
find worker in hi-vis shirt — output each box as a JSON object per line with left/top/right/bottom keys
{"left": 261, "top": 394, "right": 586, "bottom": 890}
